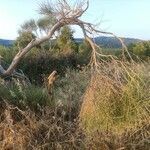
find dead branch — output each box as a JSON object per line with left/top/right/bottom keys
{"left": 77, "top": 19, "right": 133, "bottom": 61}
{"left": 0, "top": 0, "right": 131, "bottom": 78}
{"left": 47, "top": 70, "right": 57, "bottom": 95}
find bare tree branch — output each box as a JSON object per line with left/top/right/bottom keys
{"left": 0, "top": 0, "right": 131, "bottom": 78}
{"left": 76, "top": 19, "right": 133, "bottom": 60}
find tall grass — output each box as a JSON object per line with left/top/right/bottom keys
{"left": 0, "top": 61, "right": 149, "bottom": 149}
{"left": 53, "top": 68, "right": 90, "bottom": 119}
{"left": 78, "top": 61, "right": 150, "bottom": 149}
{"left": 80, "top": 61, "right": 150, "bottom": 133}
{"left": 0, "top": 78, "right": 51, "bottom": 110}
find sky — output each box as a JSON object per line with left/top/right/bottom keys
{"left": 0, "top": 0, "right": 150, "bottom": 40}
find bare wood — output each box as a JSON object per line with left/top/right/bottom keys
{"left": 47, "top": 70, "right": 57, "bottom": 95}
{"left": 47, "top": 71, "right": 57, "bottom": 88}
{"left": 0, "top": 0, "right": 131, "bottom": 78}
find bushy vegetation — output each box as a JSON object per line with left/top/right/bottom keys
{"left": 0, "top": 23, "right": 150, "bottom": 150}
{"left": 128, "top": 41, "right": 150, "bottom": 60}
{"left": 0, "top": 78, "right": 51, "bottom": 110}
{"left": 80, "top": 62, "right": 150, "bottom": 132}
{"left": 0, "top": 59, "right": 149, "bottom": 149}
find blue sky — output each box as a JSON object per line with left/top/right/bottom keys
{"left": 0, "top": 0, "right": 150, "bottom": 40}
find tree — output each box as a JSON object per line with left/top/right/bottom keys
{"left": 79, "top": 39, "right": 91, "bottom": 54}
{"left": 128, "top": 41, "right": 150, "bottom": 60}
{"left": 37, "top": 16, "right": 56, "bottom": 35}
{"left": 77, "top": 39, "right": 91, "bottom": 64}
{"left": 57, "top": 26, "right": 77, "bottom": 55}
{"left": 15, "top": 32, "right": 36, "bottom": 49}
{"left": 0, "top": 0, "right": 128, "bottom": 78}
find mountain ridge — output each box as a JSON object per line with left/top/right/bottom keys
{"left": 75, "top": 36, "right": 142, "bottom": 48}
{"left": 0, "top": 36, "right": 142, "bottom": 48}
{"left": 0, "top": 39, "right": 14, "bottom": 47}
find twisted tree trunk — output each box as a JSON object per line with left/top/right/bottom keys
{"left": 0, "top": 0, "right": 128, "bottom": 78}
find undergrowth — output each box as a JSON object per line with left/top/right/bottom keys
{"left": 0, "top": 61, "right": 149, "bottom": 149}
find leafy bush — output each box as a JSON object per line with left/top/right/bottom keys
{"left": 0, "top": 45, "right": 80, "bottom": 84}
{"left": 0, "top": 46, "right": 17, "bottom": 64}
{"left": 0, "top": 79, "right": 51, "bottom": 110}
{"left": 77, "top": 39, "right": 91, "bottom": 64}
{"left": 20, "top": 51, "right": 78, "bottom": 84}
{"left": 102, "top": 48, "right": 122, "bottom": 57}
{"left": 128, "top": 41, "right": 150, "bottom": 60}
{"left": 15, "top": 31, "right": 36, "bottom": 48}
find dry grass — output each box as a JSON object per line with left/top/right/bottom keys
{"left": 0, "top": 101, "right": 85, "bottom": 150}
{"left": 79, "top": 61, "right": 150, "bottom": 149}
{"left": 0, "top": 61, "right": 149, "bottom": 149}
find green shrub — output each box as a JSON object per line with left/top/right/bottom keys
{"left": 0, "top": 79, "right": 51, "bottom": 110}
{"left": 0, "top": 46, "right": 17, "bottom": 64}
{"left": 128, "top": 41, "right": 150, "bottom": 60}
{"left": 20, "top": 52, "right": 78, "bottom": 84}
{"left": 102, "top": 48, "right": 122, "bottom": 57}
{"left": 15, "top": 31, "right": 36, "bottom": 48}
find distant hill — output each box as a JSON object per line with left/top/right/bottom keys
{"left": 76, "top": 36, "right": 142, "bottom": 48}
{"left": 0, "top": 36, "right": 142, "bottom": 48}
{"left": 0, "top": 39, "right": 14, "bottom": 47}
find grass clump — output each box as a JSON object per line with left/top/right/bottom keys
{"left": 80, "top": 61, "right": 150, "bottom": 133}
{"left": 53, "top": 68, "right": 90, "bottom": 118}
{"left": 0, "top": 79, "right": 51, "bottom": 110}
